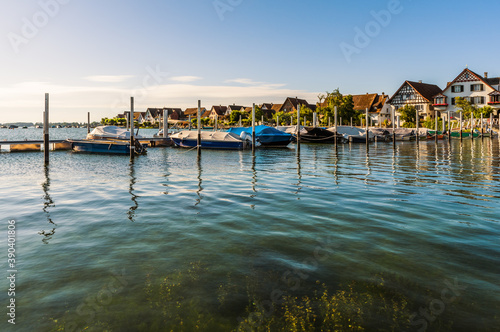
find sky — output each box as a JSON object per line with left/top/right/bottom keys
{"left": 1, "top": 0, "right": 499, "bottom": 123}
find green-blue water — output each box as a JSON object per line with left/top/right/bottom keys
{"left": 1, "top": 128, "right": 499, "bottom": 331}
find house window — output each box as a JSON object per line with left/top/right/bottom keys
{"left": 471, "top": 84, "right": 484, "bottom": 91}
{"left": 451, "top": 97, "right": 456, "bottom": 105}
{"left": 452, "top": 85, "right": 464, "bottom": 93}
{"left": 415, "top": 105, "right": 423, "bottom": 111}
{"left": 491, "top": 95, "right": 500, "bottom": 103}
{"left": 435, "top": 97, "right": 446, "bottom": 104}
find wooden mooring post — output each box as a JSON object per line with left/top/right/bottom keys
{"left": 365, "top": 108, "right": 369, "bottom": 151}
{"left": 252, "top": 103, "right": 256, "bottom": 151}
{"left": 87, "top": 112, "right": 91, "bottom": 133}
{"left": 130, "top": 97, "right": 135, "bottom": 160}
{"left": 197, "top": 100, "right": 201, "bottom": 155}
{"left": 44, "top": 93, "right": 49, "bottom": 164}
{"left": 296, "top": 104, "right": 301, "bottom": 149}
{"left": 334, "top": 106, "right": 338, "bottom": 149}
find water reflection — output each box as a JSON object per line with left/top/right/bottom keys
{"left": 195, "top": 154, "right": 203, "bottom": 206}
{"left": 39, "top": 164, "right": 56, "bottom": 244}
{"left": 251, "top": 152, "right": 257, "bottom": 194}
{"left": 294, "top": 148, "right": 302, "bottom": 196}
{"left": 161, "top": 149, "right": 171, "bottom": 195}
{"left": 128, "top": 159, "right": 138, "bottom": 222}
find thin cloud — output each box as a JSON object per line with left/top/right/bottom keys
{"left": 225, "top": 78, "right": 286, "bottom": 88}
{"left": 170, "top": 76, "right": 203, "bottom": 83}
{"left": 84, "top": 75, "right": 134, "bottom": 83}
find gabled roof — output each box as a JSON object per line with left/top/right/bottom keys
{"left": 202, "top": 110, "right": 211, "bottom": 118}
{"left": 388, "top": 81, "right": 442, "bottom": 103}
{"left": 353, "top": 93, "right": 378, "bottom": 111}
{"left": 441, "top": 68, "right": 500, "bottom": 94}
{"left": 184, "top": 107, "right": 206, "bottom": 116}
{"left": 271, "top": 104, "right": 283, "bottom": 112}
{"left": 211, "top": 105, "right": 228, "bottom": 115}
{"left": 227, "top": 105, "right": 244, "bottom": 111}
{"left": 373, "top": 94, "right": 388, "bottom": 108}
{"left": 261, "top": 103, "right": 273, "bottom": 109}
{"left": 243, "top": 107, "right": 253, "bottom": 112}
{"left": 286, "top": 97, "right": 310, "bottom": 109}
{"left": 133, "top": 112, "right": 145, "bottom": 120}
{"left": 146, "top": 108, "right": 163, "bottom": 117}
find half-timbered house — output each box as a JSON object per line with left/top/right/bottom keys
{"left": 432, "top": 68, "right": 500, "bottom": 118}
{"left": 388, "top": 81, "right": 442, "bottom": 120}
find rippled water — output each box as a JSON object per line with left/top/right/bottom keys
{"left": 1, "top": 128, "right": 499, "bottom": 331}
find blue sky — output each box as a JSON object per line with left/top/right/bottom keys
{"left": 1, "top": 0, "right": 499, "bottom": 122}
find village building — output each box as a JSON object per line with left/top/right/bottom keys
{"left": 183, "top": 107, "right": 207, "bottom": 120}
{"left": 278, "top": 97, "right": 316, "bottom": 113}
{"left": 209, "top": 105, "right": 229, "bottom": 121}
{"left": 432, "top": 68, "right": 500, "bottom": 118}
{"left": 387, "top": 81, "right": 442, "bottom": 120}
{"left": 352, "top": 93, "right": 389, "bottom": 124}
{"left": 225, "top": 104, "right": 245, "bottom": 116}
{"left": 163, "top": 108, "right": 183, "bottom": 121}
{"left": 144, "top": 108, "right": 163, "bottom": 124}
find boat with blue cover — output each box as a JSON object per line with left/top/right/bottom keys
{"left": 227, "top": 125, "right": 293, "bottom": 147}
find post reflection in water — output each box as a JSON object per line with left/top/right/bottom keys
{"left": 39, "top": 164, "right": 56, "bottom": 244}
{"left": 251, "top": 151, "right": 257, "bottom": 195}
{"left": 128, "top": 159, "right": 138, "bottom": 222}
{"left": 195, "top": 154, "right": 203, "bottom": 206}
{"left": 295, "top": 146, "right": 302, "bottom": 196}
{"left": 333, "top": 145, "right": 339, "bottom": 186}
{"left": 364, "top": 148, "right": 371, "bottom": 186}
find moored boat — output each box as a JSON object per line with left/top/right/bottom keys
{"left": 298, "top": 127, "right": 340, "bottom": 143}
{"left": 170, "top": 131, "right": 251, "bottom": 150}
{"left": 227, "top": 125, "right": 293, "bottom": 147}
{"left": 68, "top": 139, "right": 147, "bottom": 155}
{"left": 87, "top": 126, "right": 143, "bottom": 140}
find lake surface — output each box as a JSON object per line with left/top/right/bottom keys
{"left": 1, "top": 128, "right": 499, "bottom": 331}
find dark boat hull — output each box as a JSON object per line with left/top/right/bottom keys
{"left": 300, "top": 127, "right": 339, "bottom": 143}
{"left": 70, "top": 140, "right": 147, "bottom": 155}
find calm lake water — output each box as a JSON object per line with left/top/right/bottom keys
{"left": 1, "top": 128, "right": 499, "bottom": 331}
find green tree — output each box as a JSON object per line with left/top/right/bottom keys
{"left": 229, "top": 110, "right": 247, "bottom": 124}
{"left": 455, "top": 97, "right": 493, "bottom": 118}
{"left": 275, "top": 111, "right": 292, "bottom": 125}
{"left": 398, "top": 105, "right": 417, "bottom": 128}
{"left": 317, "top": 89, "right": 358, "bottom": 126}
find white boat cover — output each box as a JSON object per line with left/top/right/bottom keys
{"left": 86, "top": 126, "right": 143, "bottom": 140}
{"left": 327, "top": 126, "right": 376, "bottom": 138}
{"left": 169, "top": 131, "right": 244, "bottom": 142}
{"left": 276, "top": 125, "right": 306, "bottom": 135}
